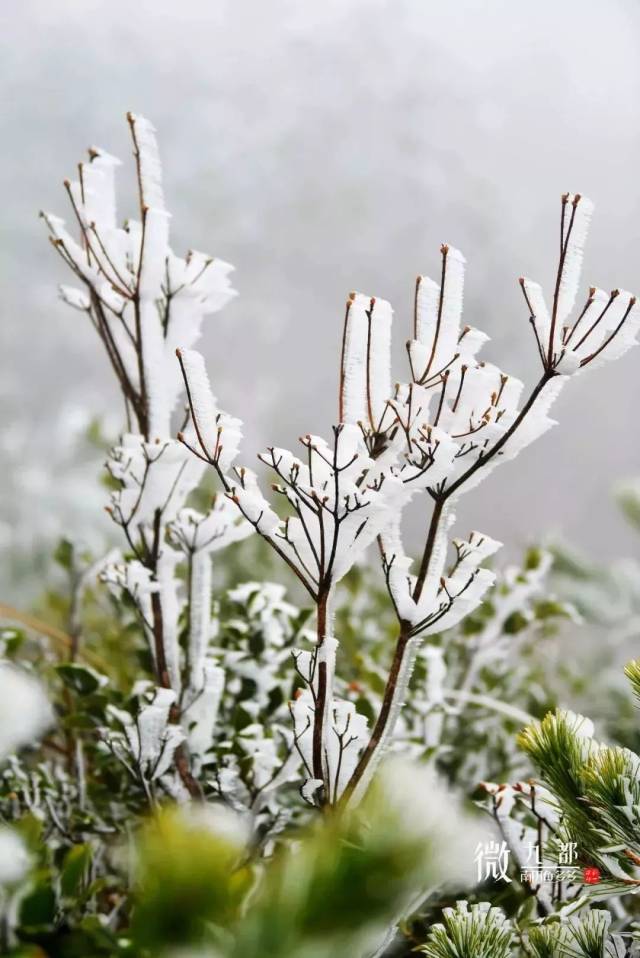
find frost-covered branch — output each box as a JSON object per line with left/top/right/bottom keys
{"left": 178, "top": 190, "right": 638, "bottom": 810}
{"left": 45, "top": 115, "right": 245, "bottom": 799}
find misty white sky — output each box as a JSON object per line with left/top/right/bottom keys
{"left": 3, "top": 0, "right": 640, "bottom": 589}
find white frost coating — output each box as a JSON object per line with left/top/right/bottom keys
{"left": 157, "top": 547, "right": 182, "bottom": 694}
{"left": 178, "top": 349, "right": 243, "bottom": 471}
{"left": 560, "top": 289, "right": 639, "bottom": 372}
{"left": 107, "top": 687, "right": 185, "bottom": 782}
{"left": 345, "top": 636, "right": 421, "bottom": 808}
{"left": 231, "top": 468, "right": 281, "bottom": 536}
{"left": 108, "top": 436, "right": 205, "bottom": 527}
{"left": 382, "top": 518, "right": 500, "bottom": 632}
{"left": 556, "top": 194, "right": 594, "bottom": 326}
{"left": 128, "top": 114, "right": 165, "bottom": 211}
{"left": 414, "top": 276, "right": 440, "bottom": 344}
{"left": 502, "top": 375, "right": 566, "bottom": 461}
{"left": 325, "top": 699, "right": 369, "bottom": 802}
{"left": 0, "top": 828, "right": 31, "bottom": 886}
{"left": 179, "top": 349, "right": 218, "bottom": 456}
{"left": 187, "top": 549, "right": 212, "bottom": 686}
{"left": 340, "top": 294, "right": 369, "bottom": 425}
{"left": 0, "top": 664, "right": 53, "bottom": 761}
{"left": 138, "top": 207, "right": 170, "bottom": 298}
{"left": 49, "top": 119, "right": 236, "bottom": 445}
{"left": 168, "top": 501, "right": 252, "bottom": 688}
{"left": 413, "top": 246, "right": 465, "bottom": 381}
{"left": 59, "top": 285, "right": 90, "bottom": 311}
{"left": 184, "top": 661, "right": 224, "bottom": 771}
{"left": 251, "top": 423, "right": 409, "bottom": 592}
{"left": 520, "top": 278, "right": 551, "bottom": 343}
{"left": 101, "top": 559, "right": 159, "bottom": 666}
{"left": 86, "top": 148, "right": 121, "bottom": 229}
{"left": 291, "top": 685, "right": 368, "bottom": 803}
{"left": 139, "top": 209, "right": 171, "bottom": 439}
{"left": 422, "top": 645, "right": 447, "bottom": 749}
{"left": 367, "top": 296, "right": 393, "bottom": 429}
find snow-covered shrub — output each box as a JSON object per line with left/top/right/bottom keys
{"left": 0, "top": 114, "right": 638, "bottom": 955}
{"left": 178, "top": 187, "right": 638, "bottom": 809}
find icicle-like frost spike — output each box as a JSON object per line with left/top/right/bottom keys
{"left": 556, "top": 193, "right": 594, "bottom": 326}
{"left": 127, "top": 113, "right": 165, "bottom": 212}
{"left": 177, "top": 348, "right": 243, "bottom": 471}
{"left": 340, "top": 294, "right": 393, "bottom": 433}
{"left": 413, "top": 245, "right": 465, "bottom": 382}
{"left": 340, "top": 293, "right": 368, "bottom": 425}
{"left": 367, "top": 297, "right": 393, "bottom": 429}
{"left": 184, "top": 661, "right": 224, "bottom": 772}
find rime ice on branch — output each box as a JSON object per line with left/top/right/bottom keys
{"left": 43, "top": 115, "right": 247, "bottom": 800}
{"left": 179, "top": 192, "right": 639, "bottom": 807}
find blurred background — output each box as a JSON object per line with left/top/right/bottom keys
{"left": 3, "top": 0, "right": 640, "bottom": 597}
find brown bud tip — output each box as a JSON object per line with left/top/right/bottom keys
{"left": 440, "top": 576, "right": 446, "bottom": 587}
{"left": 63, "top": 178, "right": 71, "bottom": 188}
{"left": 126, "top": 111, "right": 134, "bottom": 122}
{"left": 561, "top": 192, "right": 570, "bottom": 203}
{"left": 611, "top": 289, "right": 620, "bottom": 298}
{"left": 348, "top": 291, "right": 356, "bottom": 301}
{"left": 440, "top": 243, "right": 449, "bottom": 255}
{"left": 589, "top": 286, "right": 596, "bottom": 297}
{"left": 631, "top": 296, "right": 637, "bottom": 306}
{"left": 177, "top": 431, "right": 184, "bottom": 442}
{"left": 573, "top": 193, "right": 581, "bottom": 205}
{"left": 175, "top": 347, "right": 182, "bottom": 358}
{"left": 518, "top": 276, "right": 526, "bottom": 286}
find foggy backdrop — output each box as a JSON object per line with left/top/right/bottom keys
{"left": 3, "top": 0, "right": 640, "bottom": 594}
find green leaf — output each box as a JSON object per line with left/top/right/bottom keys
{"left": 19, "top": 870, "right": 57, "bottom": 930}
{"left": 503, "top": 610, "right": 529, "bottom": 634}
{"left": 0, "top": 626, "right": 25, "bottom": 656}
{"left": 54, "top": 537, "right": 75, "bottom": 571}
{"left": 534, "top": 599, "right": 570, "bottom": 621}
{"left": 61, "top": 843, "right": 92, "bottom": 898}
{"left": 56, "top": 662, "right": 107, "bottom": 695}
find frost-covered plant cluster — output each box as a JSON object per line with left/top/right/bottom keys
{"left": 2, "top": 115, "right": 640, "bottom": 956}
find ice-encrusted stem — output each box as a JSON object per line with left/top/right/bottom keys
{"left": 342, "top": 500, "right": 448, "bottom": 806}
{"left": 312, "top": 586, "right": 335, "bottom": 802}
